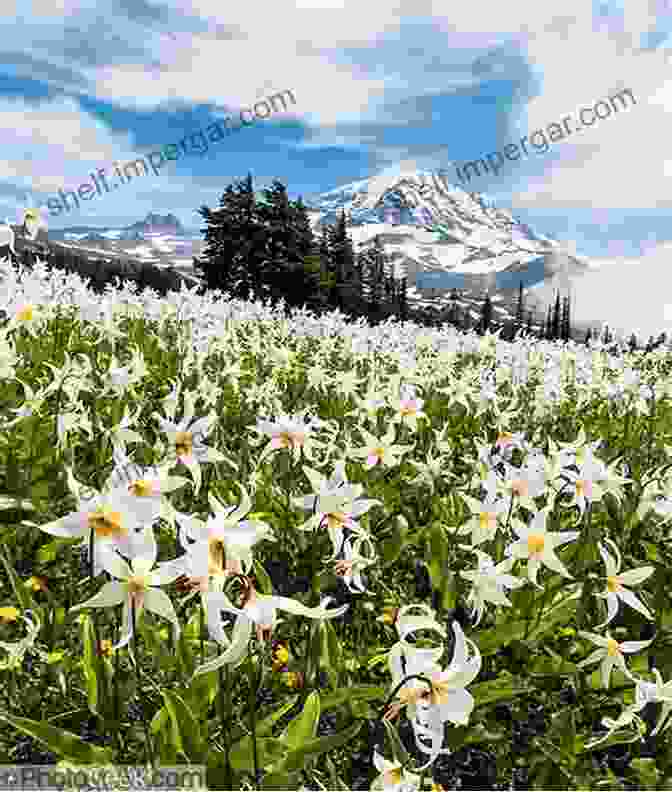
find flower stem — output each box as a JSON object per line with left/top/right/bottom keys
{"left": 220, "top": 663, "right": 233, "bottom": 789}
{"left": 246, "top": 651, "right": 261, "bottom": 789}
{"left": 130, "top": 599, "right": 155, "bottom": 769}
{"left": 113, "top": 609, "right": 121, "bottom": 756}
{"left": 199, "top": 600, "right": 205, "bottom": 665}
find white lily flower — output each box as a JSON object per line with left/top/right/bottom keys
{"left": 153, "top": 391, "right": 232, "bottom": 495}
{"left": 460, "top": 548, "right": 525, "bottom": 626}
{"left": 632, "top": 668, "right": 672, "bottom": 736}
{"left": 193, "top": 588, "right": 348, "bottom": 677}
{"left": 0, "top": 611, "right": 41, "bottom": 670}
{"left": 39, "top": 479, "right": 161, "bottom": 576}
{"left": 577, "top": 630, "right": 654, "bottom": 689}
{"left": 334, "top": 536, "right": 374, "bottom": 594}
{"left": 385, "top": 621, "right": 481, "bottom": 769}
{"left": 292, "top": 461, "right": 381, "bottom": 550}
{"left": 371, "top": 751, "right": 421, "bottom": 791}
{"left": 505, "top": 508, "right": 579, "bottom": 588}
{"left": 455, "top": 491, "right": 509, "bottom": 545}
{"left": 585, "top": 706, "right": 647, "bottom": 750}
{"left": 69, "top": 528, "right": 183, "bottom": 651}
{"left": 595, "top": 539, "right": 654, "bottom": 627}
{"left": 350, "top": 426, "right": 413, "bottom": 470}
{"left": 180, "top": 483, "right": 273, "bottom": 578}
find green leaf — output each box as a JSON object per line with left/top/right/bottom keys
{"left": 254, "top": 695, "right": 300, "bottom": 739}
{"left": 81, "top": 615, "right": 107, "bottom": 717}
{"left": 260, "top": 769, "right": 303, "bottom": 790}
{"left": 380, "top": 514, "right": 408, "bottom": 565}
{"left": 185, "top": 669, "right": 219, "bottom": 718}
{"left": 282, "top": 690, "right": 320, "bottom": 751}
{"left": 282, "top": 719, "right": 364, "bottom": 772}
{"left": 150, "top": 705, "right": 169, "bottom": 735}
{"left": 529, "top": 650, "right": 579, "bottom": 677}
{"left": 161, "top": 690, "right": 206, "bottom": 762}
{"left": 473, "top": 620, "right": 528, "bottom": 655}
{"left": 0, "top": 547, "right": 36, "bottom": 612}
{"left": 0, "top": 495, "right": 35, "bottom": 512}
{"left": 36, "top": 538, "right": 70, "bottom": 564}
{"left": 471, "top": 673, "right": 532, "bottom": 708}
{"left": 253, "top": 558, "right": 273, "bottom": 594}
{"left": 631, "top": 757, "right": 660, "bottom": 788}
{"left": 228, "top": 736, "right": 287, "bottom": 771}
{"left": 0, "top": 710, "right": 113, "bottom": 764}
{"left": 382, "top": 718, "right": 412, "bottom": 769}
{"left": 319, "top": 685, "right": 386, "bottom": 712}
{"left": 321, "top": 620, "right": 341, "bottom": 688}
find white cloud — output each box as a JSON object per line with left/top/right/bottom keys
{"left": 532, "top": 241, "right": 672, "bottom": 339}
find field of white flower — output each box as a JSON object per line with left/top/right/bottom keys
{"left": 1, "top": 254, "right": 672, "bottom": 791}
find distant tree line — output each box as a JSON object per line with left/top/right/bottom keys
{"left": 4, "top": 235, "right": 202, "bottom": 298}
{"left": 192, "top": 173, "right": 408, "bottom": 323}
{"left": 2, "top": 173, "right": 669, "bottom": 351}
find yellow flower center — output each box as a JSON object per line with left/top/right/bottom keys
{"left": 88, "top": 507, "right": 126, "bottom": 539}
{"left": 127, "top": 575, "right": 147, "bottom": 604}
{"left": 208, "top": 538, "right": 225, "bottom": 575}
{"left": 0, "top": 606, "right": 19, "bottom": 624}
{"left": 17, "top": 305, "right": 33, "bottom": 322}
{"left": 335, "top": 559, "right": 353, "bottom": 577}
{"left": 373, "top": 446, "right": 385, "bottom": 460}
{"left": 175, "top": 431, "right": 193, "bottom": 457}
{"left": 326, "top": 512, "right": 347, "bottom": 530}
{"left": 273, "top": 645, "right": 289, "bottom": 665}
{"left": 607, "top": 638, "right": 620, "bottom": 656}
{"left": 606, "top": 576, "right": 622, "bottom": 593}
{"left": 479, "top": 511, "right": 496, "bottom": 531}
{"left": 527, "top": 533, "right": 545, "bottom": 555}
{"left": 398, "top": 685, "right": 425, "bottom": 706}
{"left": 283, "top": 671, "right": 303, "bottom": 689}
{"left": 386, "top": 768, "right": 403, "bottom": 785}
{"left": 128, "top": 478, "right": 154, "bottom": 497}
{"left": 429, "top": 678, "right": 453, "bottom": 707}
{"left": 27, "top": 576, "right": 47, "bottom": 592}
{"left": 511, "top": 479, "right": 528, "bottom": 497}
{"left": 576, "top": 479, "right": 587, "bottom": 497}
{"left": 278, "top": 431, "right": 304, "bottom": 448}
{"left": 277, "top": 432, "right": 292, "bottom": 448}
{"left": 99, "top": 639, "right": 113, "bottom": 657}
{"left": 498, "top": 432, "right": 513, "bottom": 445}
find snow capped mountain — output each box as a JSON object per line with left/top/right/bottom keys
{"left": 303, "top": 167, "right": 589, "bottom": 303}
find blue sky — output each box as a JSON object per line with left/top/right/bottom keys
{"left": 2, "top": 0, "right": 672, "bottom": 336}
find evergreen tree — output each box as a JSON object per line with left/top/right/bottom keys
{"left": 193, "top": 172, "right": 268, "bottom": 300}
{"left": 255, "top": 180, "right": 317, "bottom": 309}
{"left": 560, "top": 295, "right": 570, "bottom": 342}
{"left": 448, "top": 288, "right": 459, "bottom": 326}
{"left": 316, "top": 225, "right": 336, "bottom": 310}
{"left": 584, "top": 327, "right": 591, "bottom": 346}
{"left": 399, "top": 276, "right": 408, "bottom": 322}
{"left": 627, "top": 332, "right": 638, "bottom": 352}
{"left": 327, "top": 211, "right": 357, "bottom": 312}
{"left": 545, "top": 303, "right": 553, "bottom": 340}
{"left": 515, "top": 280, "right": 524, "bottom": 327}
{"left": 480, "top": 294, "right": 493, "bottom": 334}
{"left": 552, "top": 290, "right": 561, "bottom": 340}
{"left": 361, "top": 236, "right": 386, "bottom": 322}
{"left": 526, "top": 311, "right": 533, "bottom": 335}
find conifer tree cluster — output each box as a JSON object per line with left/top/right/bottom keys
{"left": 192, "top": 173, "right": 408, "bottom": 321}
